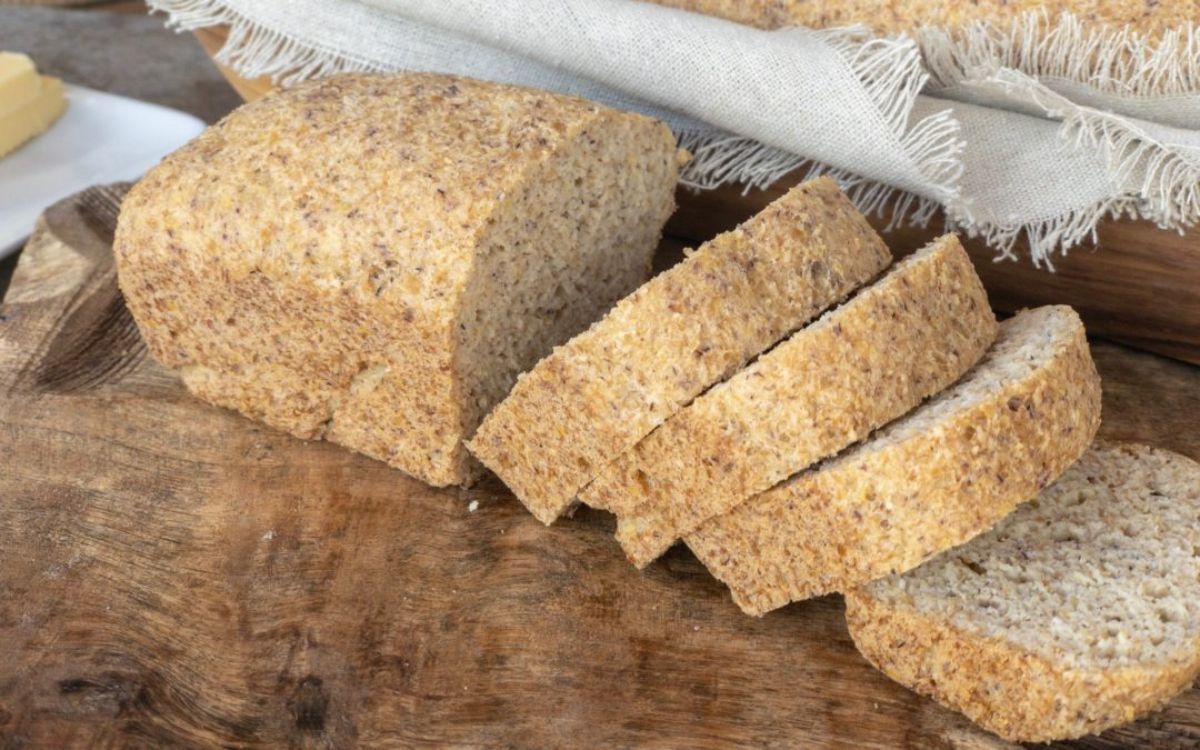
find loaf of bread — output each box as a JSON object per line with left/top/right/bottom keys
{"left": 584, "top": 235, "right": 996, "bottom": 567}
{"left": 846, "top": 443, "right": 1200, "bottom": 742}
{"left": 688, "top": 305, "right": 1102, "bottom": 615}
{"left": 115, "top": 72, "right": 679, "bottom": 487}
{"left": 647, "top": 0, "right": 1191, "bottom": 38}
{"left": 469, "top": 177, "right": 890, "bottom": 523}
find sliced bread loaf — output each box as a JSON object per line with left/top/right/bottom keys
{"left": 467, "top": 177, "right": 890, "bottom": 524}
{"left": 584, "top": 235, "right": 996, "bottom": 567}
{"left": 846, "top": 443, "right": 1200, "bottom": 742}
{"left": 647, "top": 0, "right": 1190, "bottom": 38}
{"left": 687, "top": 305, "right": 1102, "bottom": 614}
{"left": 115, "top": 72, "right": 679, "bottom": 487}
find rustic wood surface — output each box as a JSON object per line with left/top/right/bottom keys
{"left": 1, "top": 186, "right": 1197, "bottom": 749}
{"left": 191, "top": 24, "right": 1200, "bottom": 368}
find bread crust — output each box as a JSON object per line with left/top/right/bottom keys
{"left": 589, "top": 235, "right": 996, "bottom": 567}
{"left": 469, "top": 177, "right": 890, "bottom": 524}
{"left": 687, "top": 306, "right": 1101, "bottom": 614}
{"left": 845, "top": 552, "right": 1200, "bottom": 742}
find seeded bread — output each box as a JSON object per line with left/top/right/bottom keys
{"left": 688, "top": 306, "right": 1101, "bottom": 614}
{"left": 647, "top": 0, "right": 1191, "bottom": 38}
{"left": 584, "top": 235, "right": 996, "bottom": 567}
{"left": 846, "top": 443, "right": 1200, "bottom": 742}
{"left": 115, "top": 72, "right": 678, "bottom": 487}
{"left": 468, "top": 177, "right": 890, "bottom": 524}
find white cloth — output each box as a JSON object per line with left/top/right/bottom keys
{"left": 149, "top": 0, "right": 1200, "bottom": 266}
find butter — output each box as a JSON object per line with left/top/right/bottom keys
{"left": 0, "top": 52, "right": 41, "bottom": 118}
{"left": 0, "top": 51, "right": 67, "bottom": 158}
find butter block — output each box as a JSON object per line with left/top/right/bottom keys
{"left": 0, "top": 66, "right": 66, "bottom": 158}
{"left": 0, "top": 51, "right": 42, "bottom": 119}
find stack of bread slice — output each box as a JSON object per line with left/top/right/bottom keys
{"left": 584, "top": 234, "right": 997, "bottom": 567}
{"left": 687, "top": 304, "right": 1101, "bottom": 612}
{"left": 469, "top": 177, "right": 891, "bottom": 523}
{"left": 472, "top": 179, "right": 1200, "bottom": 742}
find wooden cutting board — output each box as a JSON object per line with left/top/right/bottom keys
{"left": 1, "top": 185, "right": 1199, "bottom": 749}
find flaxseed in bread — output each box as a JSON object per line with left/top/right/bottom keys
{"left": 688, "top": 306, "right": 1102, "bottom": 615}
{"left": 468, "top": 177, "right": 890, "bottom": 524}
{"left": 846, "top": 443, "right": 1200, "bottom": 742}
{"left": 115, "top": 72, "right": 678, "bottom": 487}
{"left": 585, "top": 235, "right": 996, "bottom": 567}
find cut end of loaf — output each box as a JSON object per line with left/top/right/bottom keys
{"left": 847, "top": 443, "right": 1200, "bottom": 742}
{"left": 454, "top": 109, "right": 680, "bottom": 458}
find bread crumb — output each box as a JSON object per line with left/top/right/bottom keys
{"left": 262, "top": 530, "right": 275, "bottom": 541}
{"left": 468, "top": 500, "right": 479, "bottom": 513}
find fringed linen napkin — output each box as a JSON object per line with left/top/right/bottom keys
{"left": 149, "top": 0, "right": 1200, "bottom": 267}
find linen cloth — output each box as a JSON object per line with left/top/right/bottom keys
{"left": 149, "top": 0, "right": 1200, "bottom": 266}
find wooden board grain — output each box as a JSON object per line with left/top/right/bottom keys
{"left": 190, "top": 24, "right": 1200, "bottom": 367}
{"left": 1, "top": 186, "right": 1198, "bottom": 749}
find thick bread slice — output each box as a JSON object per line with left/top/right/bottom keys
{"left": 116, "top": 73, "right": 678, "bottom": 487}
{"left": 846, "top": 444, "right": 1200, "bottom": 743}
{"left": 585, "top": 235, "right": 996, "bottom": 567}
{"left": 687, "top": 306, "right": 1101, "bottom": 614}
{"left": 467, "top": 177, "right": 890, "bottom": 524}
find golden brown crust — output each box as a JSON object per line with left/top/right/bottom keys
{"left": 588, "top": 235, "right": 996, "bottom": 567}
{"left": 646, "top": 0, "right": 1195, "bottom": 38}
{"left": 844, "top": 589, "right": 1200, "bottom": 742}
{"left": 687, "top": 306, "right": 1102, "bottom": 614}
{"left": 469, "top": 177, "right": 890, "bottom": 524}
{"left": 115, "top": 72, "right": 675, "bottom": 487}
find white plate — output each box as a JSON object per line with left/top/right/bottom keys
{"left": 0, "top": 84, "right": 206, "bottom": 258}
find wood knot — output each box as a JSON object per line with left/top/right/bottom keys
{"left": 290, "top": 675, "right": 329, "bottom": 732}
{"left": 56, "top": 674, "right": 146, "bottom": 717}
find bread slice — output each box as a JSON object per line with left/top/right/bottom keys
{"left": 467, "top": 177, "right": 890, "bottom": 524}
{"left": 584, "top": 235, "right": 996, "bottom": 567}
{"left": 688, "top": 305, "right": 1101, "bottom": 614}
{"left": 115, "top": 72, "right": 679, "bottom": 487}
{"left": 846, "top": 443, "right": 1200, "bottom": 743}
